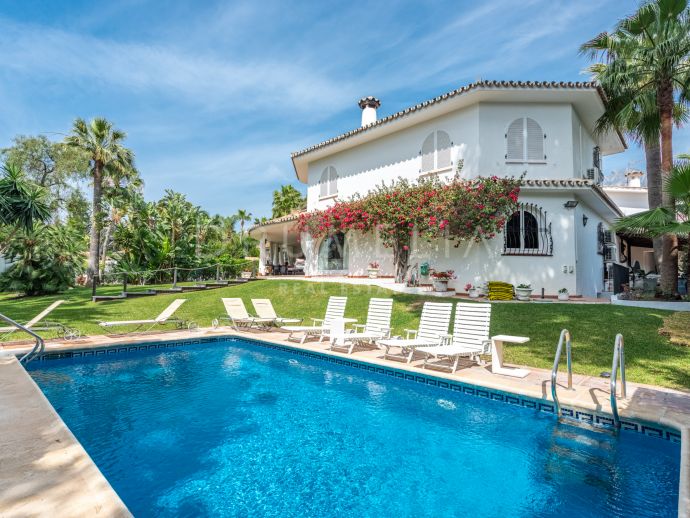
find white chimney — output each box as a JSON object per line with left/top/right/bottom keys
{"left": 625, "top": 170, "right": 644, "bottom": 188}
{"left": 358, "top": 96, "right": 380, "bottom": 127}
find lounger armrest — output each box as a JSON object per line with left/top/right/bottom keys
{"left": 311, "top": 318, "right": 324, "bottom": 326}
{"left": 404, "top": 329, "right": 418, "bottom": 339}
{"left": 351, "top": 324, "right": 366, "bottom": 333}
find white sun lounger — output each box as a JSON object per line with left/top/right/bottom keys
{"left": 377, "top": 302, "right": 453, "bottom": 362}
{"left": 0, "top": 300, "right": 80, "bottom": 339}
{"left": 213, "top": 298, "right": 274, "bottom": 330}
{"left": 251, "top": 299, "right": 302, "bottom": 326}
{"left": 417, "top": 302, "right": 492, "bottom": 373}
{"left": 100, "top": 299, "right": 189, "bottom": 333}
{"left": 329, "top": 298, "right": 393, "bottom": 354}
{"left": 281, "top": 296, "right": 347, "bottom": 343}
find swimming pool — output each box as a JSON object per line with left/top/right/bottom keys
{"left": 29, "top": 338, "right": 680, "bottom": 517}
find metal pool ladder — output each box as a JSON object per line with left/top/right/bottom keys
{"left": 610, "top": 334, "right": 627, "bottom": 430}
{"left": 0, "top": 312, "right": 45, "bottom": 364}
{"left": 551, "top": 329, "right": 573, "bottom": 419}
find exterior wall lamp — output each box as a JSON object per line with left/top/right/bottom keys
{"left": 582, "top": 214, "right": 589, "bottom": 227}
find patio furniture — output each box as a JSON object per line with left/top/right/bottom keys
{"left": 0, "top": 300, "right": 81, "bottom": 340}
{"left": 377, "top": 302, "right": 453, "bottom": 362}
{"left": 417, "top": 303, "right": 492, "bottom": 373}
{"left": 251, "top": 299, "right": 303, "bottom": 326}
{"left": 212, "top": 298, "right": 273, "bottom": 330}
{"left": 329, "top": 298, "right": 393, "bottom": 354}
{"left": 99, "top": 299, "right": 193, "bottom": 333}
{"left": 281, "top": 296, "right": 348, "bottom": 343}
{"left": 491, "top": 335, "right": 531, "bottom": 377}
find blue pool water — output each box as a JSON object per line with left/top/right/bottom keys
{"left": 29, "top": 339, "right": 679, "bottom": 517}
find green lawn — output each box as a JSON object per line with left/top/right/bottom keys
{"left": 1, "top": 280, "right": 688, "bottom": 390}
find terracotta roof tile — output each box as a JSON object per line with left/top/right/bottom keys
{"left": 291, "top": 80, "right": 606, "bottom": 159}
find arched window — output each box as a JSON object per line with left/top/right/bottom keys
{"left": 318, "top": 232, "right": 348, "bottom": 271}
{"left": 503, "top": 203, "right": 552, "bottom": 256}
{"left": 319, "top": 166, "right": 338, "bottom": 199}
{"left": 505, "top": 118, "right": 545, "bottom": 163}
{"left": 420, "top": 130, "right": 452, "bottom": 174}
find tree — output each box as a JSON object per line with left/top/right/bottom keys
{"left": 585, "top": 67, "right": 687, "bottom": 272}
{"left": 100, "top": 175, "right": 143, "bottom": 278}
{"left": 298, "top": 176, "right": 521, "bottom": 282}
{"left": 65, "top": 190, "right": 91, "bottom": 236}
{"left": 236, "top": 209, "right": 252, "bottom": 236}
{"left": 0, "top": 162, "right": 51, "bottom": 253}
{"left": 615, "top": 156, "right": 690, "bottom": 283}
{"left": 64, "top": 118, "right": 136, "bottom": 286}
{"left": 581, "top": 0, "right": 690, "bottom": 294}
{"left": 272, "top": 185, "right": 306, "bottom": 218}
{"left": 0, "top": 223, "right": 84, "bottom": 295}
{"left": 1, "top": 135, "right": 89, "bottom": 214}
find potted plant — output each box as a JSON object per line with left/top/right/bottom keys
{"left": 465, "top": 282, "right": 480, "bottom": 298}
{"left": 515, "top": 283, "right": 532, "bottom": 301}
{"left": 557, "top": 288, "right": 569, "bottom": 301}
{"left": 430, "top": 269, "right": 456, "bottom": 292}
{"left": 367, "top": 261, "right": 380, "bottom": 279}
{"left": 240, "top": 269, "right": 253, "bottom": 279}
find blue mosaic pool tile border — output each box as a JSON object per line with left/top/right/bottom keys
{"left": 33, "top": 335, "right": 682, "bottom": 444}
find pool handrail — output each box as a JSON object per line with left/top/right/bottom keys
{"left": 551, "top": 329, "right": 573, "bottom": 419}
{"left": 610, "top": 333, "right": 627, "bottom": 430}
{"left": 0, "top": 311, "right": 45, "bottom": 364}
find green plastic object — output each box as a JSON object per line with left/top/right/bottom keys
{"left": 420, "top": 262, "right": 430, "bottom": 276}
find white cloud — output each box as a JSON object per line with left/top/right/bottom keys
{"left": 0, "top": 16, "right": 352, "bottom": 118}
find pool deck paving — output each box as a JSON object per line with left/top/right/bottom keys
{"left": 1, "top": 327, "right": 689, "bottom": 517}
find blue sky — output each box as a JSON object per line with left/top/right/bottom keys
{"left": 0, "top": 0, "right": 688, "bottom": 218}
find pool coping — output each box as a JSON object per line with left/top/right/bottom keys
{"left": 0, "top": 354, "right": 132, "bottom": 518}
{"left": 3, "top": 328, "right": 690, "bottom": 517}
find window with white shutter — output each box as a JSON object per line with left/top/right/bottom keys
{"left": 505, "top": 118, "right": 546, "bottom": 163}
{"left": 506, "top": 119, "right": 524, "bottom": 162}
{"left": 421, "top": 133, "right": 435, "bottom": 173}
{"left": 436, "top": 130, "right": 451, "bottom": 169}
{"left": 526, "top": 118, "right": 544, "bottom": 161}
{"left": 319, "top": 166, "right": 338, "bottom": 199}
{"left": 420, "top": 130, "right": 453, "bottom": 174}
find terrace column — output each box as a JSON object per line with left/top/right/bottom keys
{"left": 258, "top": 234, "right": 267, "bottom": 275}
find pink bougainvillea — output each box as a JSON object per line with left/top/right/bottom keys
{"left": 297, "top": 176, "right": 521, "bottom": 282}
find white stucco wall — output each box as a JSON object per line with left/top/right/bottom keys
{"left": 299, "top": 98, "right": 617, "bottom": 296}
{"left": 571, "top": 108, "right": 597, "bottom": 179}
{"left": 301, "top": 192, "right": 607, "bottom": 296}
{"left": 477, "top": 103, "right": 574, "bottom": 181}
{"left": 574, "top": 202, "right": 606, "bottom": 297}
{"left": 603, "top": 187, "right": 649, "bottom": 215}
{"left": 306, "top": 102, "right": 599, "bottom": 212}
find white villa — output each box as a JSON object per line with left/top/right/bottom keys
{"left": 251, "top": 80, "right": 656, "bottom": 298}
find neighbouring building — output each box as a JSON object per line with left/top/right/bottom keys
{"left": 250, "top": 80, "right": 646, "bottom": 297}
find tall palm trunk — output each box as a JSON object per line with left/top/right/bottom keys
{"left": 88, "top": 161, "right": 103, "bottom": 284}
{"left": 658, "top": 80, "right": 678, "bottom": 295}
{"left": 644, "top": 137, "right": 663, "bottom": 272}
{"left": 100, "top": 215, "right": 115, "bottom": 280}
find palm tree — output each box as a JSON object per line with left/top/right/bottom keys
{"left": 615, "top": 156, "right": 690, "bottom": 281}
{"left": 581, "top": 0, "right": 690, "bottom": 294}
{"left": 235, "top": 209, "right": 252, "bottom": 237}
{"left": 100, "top": 176, "right": 143, "bottom": 279}
{"left": 584, "top": 68, "right": 688, "bottom": 271}
{"left": 64, "top": 118, "right": 136, "bottom": 285}
{"left": 157, "top": 190, "right": 196, "bottom": 269}
{"left": 272, "top": 185, "right": 306, "bottom": 218}
{"left": 0, "top": 162, "right": 50, "bottom": 253}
